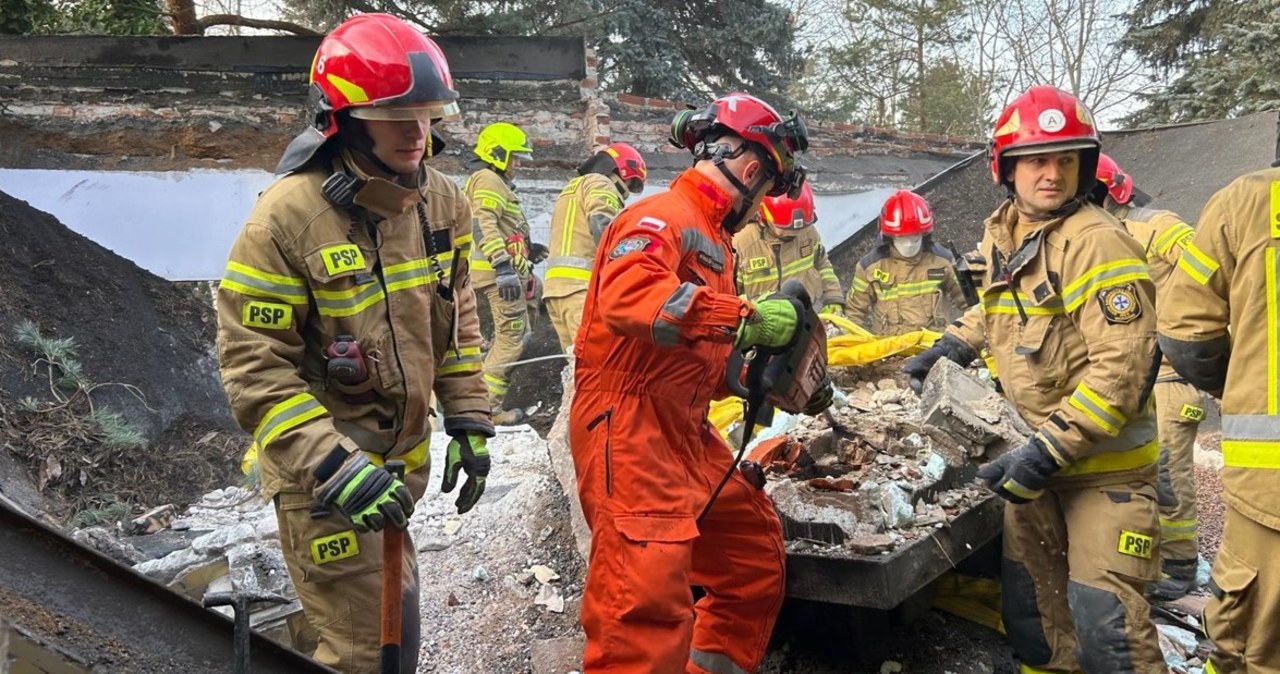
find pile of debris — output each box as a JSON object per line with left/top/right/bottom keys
{"left": 753, "top": 357, "right": 1030, "bottom": 557}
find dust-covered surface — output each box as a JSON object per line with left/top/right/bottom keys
{"left": 0, "top": 190, "right": 242, "bottom": 521}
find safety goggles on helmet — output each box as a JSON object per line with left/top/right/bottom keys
{"left": 669, "top": 93, "right": 810, "bottom": 198}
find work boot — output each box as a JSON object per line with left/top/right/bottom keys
{"left": 1147, "top": 558, "right": 1197, "bottom": 601}
{"left": 491, "top": 407, "right": 526, "bottom": 426}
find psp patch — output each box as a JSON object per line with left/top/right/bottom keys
{"left": 1117, "top": 530, "right": 1154, "bottom": 559}
{"left": 609, "top": 235, "right": 653, "bottom": 260}
{"left": 1180, "top": 404, "right": 1206, "bottom": 422}
{"left": 310, "top": 530, "right": 359, "bottom": 565}
{"left": 748, "top": 256, "right": 770, "bottom": 271}
{"left": 242, "top": 301, "right": 293, "bottom": 330}
{"left": 1096, "top": 282, "right": 1142, "bottom": 324}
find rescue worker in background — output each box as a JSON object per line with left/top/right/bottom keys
{"left": 466, "top": 121, "right": 536, "bottom": 425}
{"left": 544, "top": 143, "right": 648, "bottom": 352}
{"left": 1158, "top": 166, "right": 1280, "bottom": 674}
{"left": 570, "top": 93, "right": 826, "bottom": 674}
{"left": 1094, "top": 152, "right": 1206, "bottom": 601}
{"left": 734, "top": 182, "right": 845, "bottom": 314}
{"left": 216, "top": 14, "right": 492, "bottom": 672}
{"left": 904, "top": 85, "right": 1165, "bottom": 674}
{"left": 845, "top": 190, "right": 967, "bottom": 334}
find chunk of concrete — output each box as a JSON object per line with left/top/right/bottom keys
{"left": 547, "top": 360, "right": 591, "bottom": 563}
{"left": 768, "top": 477, "right": 885, "bottom": 544}
{"left": 918, "top": 359, "right": 1030, "bottom": 456}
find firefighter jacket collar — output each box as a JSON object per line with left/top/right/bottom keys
{"left": 755, "top": 219, "right": 799, "bottom": 242}
{"left": 670, "top": 169, "right": 736, "bottom": 244}
{"left": 336, "top": 148, "right": 425, "bottom": 221}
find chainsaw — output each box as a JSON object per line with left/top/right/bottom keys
{"left": 699, "top": 279, "right": 830, "bottom": 522}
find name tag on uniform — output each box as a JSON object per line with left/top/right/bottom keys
{"left": 873, "top": 268, "right": 892, "bottom": 284}
{"left": 311, "top": 530, "right": 360, "bottom": 565}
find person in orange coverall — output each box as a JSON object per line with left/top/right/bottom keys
{"left": 568, "top": 93, "right": 830, "bottom": 674}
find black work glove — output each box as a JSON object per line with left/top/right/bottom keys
{"left": 441, "top": 432, "right": 491, "bottom": 514}
{"left": 975, "top": 436, "right": 1064, "bottom": 504}
{"left": 902, "top": 333, "right": 979, "bottom": 394}
{"left": 529, "top": 242, "right": 550, "bottom": 265}
{"left": 494, "top": 260, "right": 523, "bottom": 302}
{"left": 314, "top": 448, "right": 414, "bottom": 532}
{"left": 802, "top": 378, "right": 835, "bottom": 416}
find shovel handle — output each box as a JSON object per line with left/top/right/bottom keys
{"left": 380, "top": 460, "right": 406, "bottom": 674}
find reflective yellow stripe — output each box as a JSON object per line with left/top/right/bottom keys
{"left": 1160, "top": 516, "right": 1198, "bottom": 540}
{"left": 546, "top": 267, "right": 592, "bottom": 281}
{"left": 1176, "top": 242, "right": 1219, "bottom": 285}
{"left": 1222, "top": 440, "right": 1280, "bottom": 468}
{"left": 480, "top": 238, "right": 507, "bottom": 256}
{"left": 878, "top": 279, "right": 941, "bottom": 301}
{"left": 253, "top": 393, "right": 327, "bottom": 449}
{"left": 820, "top": 268, "right": 838, "bottom": 281}
{"left": 438, "top": 346, "right": 483, "bottom": 375}
{"left": 313, "top": 282, "right": 386, "bottom": 318}
{"left": 222, "top": 261, "right": 308, "bottom": 304}
{"left": 1154, "top": 222, "right": 1193, "bottom": 256}
{"left": 472, "top": 259, "right": 494, "bottom": 272}
{"left": 1058, "top": 438, "right": 1158, "bottom": 476}
{"left": 364, "top": 436, "right": 430, "bottom": 474}
{"left": 484, "top": 372, "right": 508, "bottom": 395}
{"left": 1069, "top": 383, "right": 1127, "bottom": 436}
{"left": 473, "top": 189, "right": 509, "bottom": 209}
{"left": 981, "top": 290, "right": 1065, "bottom": 316}
{"left": 559, "top": 195, "right": 579, "bottom": 256}
{"left": 780, "top": 255, "right": 815, "bottom": 277}
{"left": 1062, "top": 258, "right": 1149, "bottom": 311}
{"left": 383, "top": 259, "right": 434, "bottom": 292}
{"left": 851, "top": 276, "right": 870, "bottom": 292}
{"left": 1267, "top": 248, "right": 1278, "bottom": 415}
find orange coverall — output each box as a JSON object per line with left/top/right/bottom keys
{"left": 569, "top": 168, "right": 787, "bottom": 674}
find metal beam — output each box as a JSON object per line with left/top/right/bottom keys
{"left": 0, "top": 497, "right": 335, "bottom": 674}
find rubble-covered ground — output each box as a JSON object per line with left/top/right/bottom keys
{"left": 104, "top": 355, "right": 1226, "bottom": 673}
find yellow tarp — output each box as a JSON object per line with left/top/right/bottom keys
{"left": 711, "top": 318, "right": 943, "bottom": 433}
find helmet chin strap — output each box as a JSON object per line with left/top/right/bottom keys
{"left": 709, "top": 145, "right": 777, "bottom": 232}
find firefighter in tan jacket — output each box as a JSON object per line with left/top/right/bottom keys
{"left": 544, "top": 143, "right": 648, "bottom": 352}
{"left": 905, "top": 86, "right": 1165, "bottom": 674}
{"left": 735, "top": 182, "right": 844, "bottom": 312}
{"left": 1159, "top": 166, "right": 1280, "bottom": 674}
{"left": 1095, "top": 153, "right": 1207, "bottom": 601}
{"left": 216, "top": 15, "right": 492, "bottom": 673}
{"left": 845, "top": 190, "right": 967, "bottom": 334}
{"left": 466, "top": 122, "right": 535, "bottom": 424}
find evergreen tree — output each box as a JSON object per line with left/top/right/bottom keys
{"left": 1123, "top": 0, "right": 1280, "bottom": 124}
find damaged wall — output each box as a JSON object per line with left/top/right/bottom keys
{"left": 0, "top": 34, "right": 977, "bottom": 191}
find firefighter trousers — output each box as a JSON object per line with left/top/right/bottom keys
{"left": 480, "top": 283, "right": 530, "bottom": 409}
{"left": 1204, "top": 505, "right": 1280, "bottom": 674}
{"left": 272, "top": 469, "right": 426, "bottom": 673}
{"left": 546, "top": 290, "right": 587, "bottom": 354}
{"left": 1001, "top": 471, "right": 1164, "bottom": 674}
{"left": 1154, "top": 381, "right": 1205, "bottom": 565}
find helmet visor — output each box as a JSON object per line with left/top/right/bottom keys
{"left": 349, "top": 102, "right": 458, "bottom": 121}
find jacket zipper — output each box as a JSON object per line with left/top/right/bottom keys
{"left": 370, "top": 221, "right": 409, "bottom": 427}
{"left": 586, "top": 407, "right": 613, "bottom": 496}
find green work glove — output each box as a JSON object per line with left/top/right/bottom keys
{"left": 314, "top": 449, "right": 414, "bottom": 532}
{"left": 820, "top": 304, "right": 845, "bottom": 317}
{"left": 441, "top": 432, "right": 491, "bottom": 514}
{"left": 976, "top": 436, "right": 1064, "bottom": 504}
{"left": 735, "top": 297, "right": 799, "bottom": 349}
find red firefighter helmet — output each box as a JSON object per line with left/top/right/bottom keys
{"left": 669, "top": 92, "right": 809, "bottom": 198}
{"left": 879, "top": 190, "right": 934, "bottom": 237}
{"left": 275, "top": 13, "right": 460, "bottom": 174}
{"left": 761, "top": 182, "right": 817, "bottom": 230}
{"left": 603, "top": 143, "right": 648, "bottom": 193}
{"left": 989, "top": 85, "right": 1101, "bottom": 199}
{"left": 1095, "top": 152, "right": 1134, "bottom": 204}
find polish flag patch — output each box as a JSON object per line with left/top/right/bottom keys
{"left": 636, "top": 217, "right": 667, "bottom": 232}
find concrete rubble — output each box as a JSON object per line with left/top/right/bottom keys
{"left": 756, "top": 357, "right": 1025, "bottom": 557}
